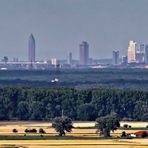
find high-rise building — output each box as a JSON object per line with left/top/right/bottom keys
{"left": 112, "top": 50, "right": 119, "bottom": 65}
{"left": 67, "top": 52, "right": 72, "bottom": 65}
{"left": 51, "top": 58, "right": 57, "bottom": 66}
{"left": 121, "top": 56, "right": 127, "bottom": 64}
{"left": 145, "top": 45, "right": 148, "bottom": 64}
{"left": 28, "top": 34, "right": 35, "bottom": 62}
{"left": 128, "top": 40, "right": 136, "bottom": 63}
{"left": 136, "top": 44, "right": 145, "bottom": 63}
{"left": 79, "top": 41, "right": 89, "bottom": 65}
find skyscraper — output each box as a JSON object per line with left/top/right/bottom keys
{"left": 128, "top": 40, "right": 136, "bottom": 63}
{"left": 121, "top": 56, "right": 127, "bottom": 64}
{"left": 67, "top": 52, "right": 72, "bottom": 65}
{"left": 112, "top": 50, "right": 119, "bottom": 65}
{"left": 145, "top": 45, "right": 148, "bottom": 64}
{"left": 51, "top": 58, "right": 57, "bottom": 66}
{"left": 79, "top": 41, "right": 89, "bottom": 65}
{"left": 28, "top": 34, "right": 35, "bottom": 62}
{"left": 136, "top": 44, "right": 145, "bottom": 63}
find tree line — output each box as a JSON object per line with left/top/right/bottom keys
{"left": 0, "top": 87, "right": 147, "bottom": 121}
{"left": 0, "top": 69, "right": 148, "bottom": 90}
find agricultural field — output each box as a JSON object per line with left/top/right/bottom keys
{"left": 1, "top": 139, "right": 148, "bottom": 148}
{"left": 0, "top": 121, "right": 147, "bottom": 148}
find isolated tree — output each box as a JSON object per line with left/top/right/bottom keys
{"left": 95, "top": 115, "right": 120, "bottom": 137}
{"left": 52, "top": 116, "right": 73, "bottom": 136}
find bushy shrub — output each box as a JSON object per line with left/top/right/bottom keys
{"left": 123, "top": 124, "right": 128, "bottom": 128}
{"left": 24, "top": 128, "right": 37, "bottom": 133}
{"left": 123, "top": 124, "right": 132, "bottom": 128}
{"left": 39, "top": 128, "right": 46, "bottom": 134}
{"left": 31, "top": 129, "right": 37, "bottom": 133}
{"left": 12, "top": 129, "right": 18, "bottom": 133}
{"left": 121, "top": 131, "right": 126, "bottom": 137}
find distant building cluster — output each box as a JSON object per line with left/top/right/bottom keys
{"left": 112, "top": 40, "right": 148, "bottom": 68}
{"left": 27, "top": 34, "right": 90, "bottom": 67}
{"left": 127, "top": 40, "right": 146, "bottom": 64}
{"left": 1, "top": 35, "right": 148, "bottom": 70}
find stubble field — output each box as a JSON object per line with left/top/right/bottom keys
{"left": 0, "top": 121, "right": 147, "bottom": 148}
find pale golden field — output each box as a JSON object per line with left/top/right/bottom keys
{"left": 74, "top": 121, "right": 148, "bottom": 128}
{"left": 0, "top": 139, "right": 148, "bottom": 148}
{"left": 0, "top": 121, "right": 146, "bottom": 135}
{"left": 0, "top": 121, "right": 147, "bottom": 148}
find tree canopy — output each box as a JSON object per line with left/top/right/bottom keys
{"left": 52, "top": 116, "right": 73, "bottom": 136}
{"left": 0, "top": 87, "right": 147, "bottom": 121}
{"left": 95, "top": 115, "right": 120, "bottom": 137}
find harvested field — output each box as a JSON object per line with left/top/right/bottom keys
{"left": 0, "top": 139, "right": 148, "bottom": 148}
{"left": 0, "top": 121, "right": 147, "bottom": 148}
{"left": 120, "top": 122, "right": 148, "bottom": 128}
{"left": 0, "top": 121, "right": 147, "bottom": 134}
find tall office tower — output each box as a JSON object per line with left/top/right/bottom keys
{"left": 145, "top": 45, "right": 148, "bottom": 64}
{"left": 112, "top": 50, "right": 119, "bottom": 65}
{"left": 121, "top": 56, "right": 127, "bottom": 64}
{"left": 136, "top": 44, "right": 145, "bottom": 63}
{"left": 28, "top": 34, "right": 35, "bottom": 62}
{"left": 79, "top": 41, "right": 89, "bottom": 65}
{"left": 128, "top": 40, "right": 136, "bottom": 63}
{"left": 51, "top": 58, "right": 57, "bottom": 66}
{"left": 67, "top": 52, "right": 72, "bottom": 65}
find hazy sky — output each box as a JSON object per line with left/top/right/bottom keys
{"left": 0, "top": 0, "right": 148, "bottom": 61}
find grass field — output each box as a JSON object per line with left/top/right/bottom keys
{"left": 0, "top": 121, "right": 147, "bottom": 148}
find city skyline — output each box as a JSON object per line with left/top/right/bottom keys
{"left": 2, "top": 36, "right": 148, "bottom": 63}
{"left": 1, "top": 0, "right": 148, "bottom": 60}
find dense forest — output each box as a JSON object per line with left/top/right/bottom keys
{"left": 0, "top": 69, "right": 148, "bottom": 89}
{"left": 0, "top": 87, "right": 147, "bottom": 121}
